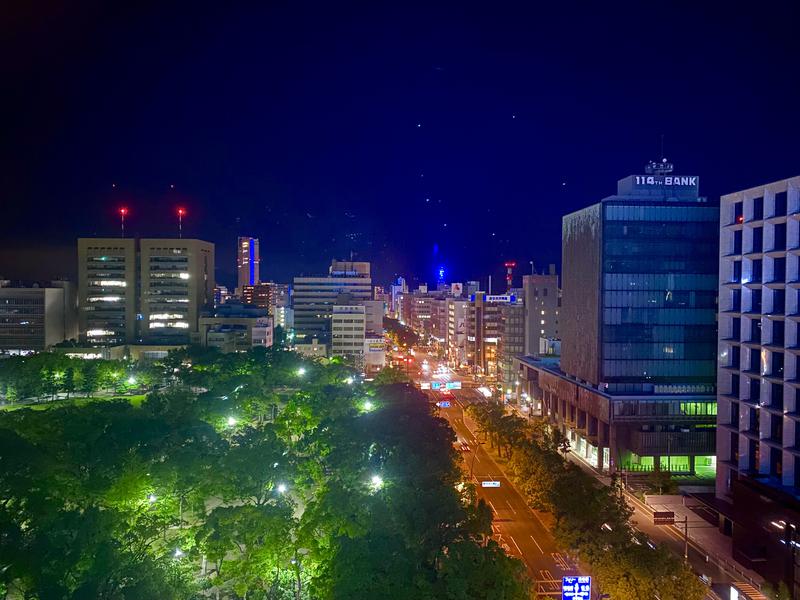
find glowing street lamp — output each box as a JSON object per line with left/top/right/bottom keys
{"left": 127, "top": 376, "right": 137, "bottom": 386}
{"left": 296, "top": 367, "right": 306, "bottom": 377}
{"left": 345, "top": 376, "right": 354, "bottom": 385}
{"left": 227, "top": 416, "right": 237, "bottom": 427}
{"left": 370, "top": 474, "right": 384, "bottom": 491}
{"left": 277, "top": 483, "right": 287, "bottom": 494}
{"left": 363, "top": 400, "right": 374, "bottom": 412}
{"left": 147, "top": 494, "right": 157, "bottom": 504}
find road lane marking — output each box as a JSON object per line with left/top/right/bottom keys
{"left": 506, "top": 499, "right": 517, "bottom": 514}
{"left": 509, "top": 535, "right": 524, "bottom": 557}
{"left": 530, "top": 535, "right": 544, "bottom": 554}
{"left": 488, "top": 500, "right": 497, "bottom": 514}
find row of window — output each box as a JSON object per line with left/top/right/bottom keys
{"left": 604, "top": 273, "right": 717, "bottom": 290}
{"left": 605, "top": 204, "right": 719, "bottom": 222}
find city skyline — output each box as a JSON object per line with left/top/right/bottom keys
{"left": 2, "top": 4, "right": 799, "bottom": 286}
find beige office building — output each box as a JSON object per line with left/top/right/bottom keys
{"left": 139, "top": 239, "right": 214, "bottom": 343}
{"left": 78, "top": 238, "right": 137, "bottom": 345}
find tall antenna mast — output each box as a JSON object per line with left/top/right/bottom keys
{"left": 177, "top": 208, "right": 186, "bottom": 239}
{"left": 119, "top": 207, "right": 128, "bottom": 238}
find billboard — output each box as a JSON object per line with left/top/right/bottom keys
{"left": 451, "top": 282, "right": 463, "bottom": 297}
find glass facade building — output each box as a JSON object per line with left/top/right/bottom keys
{"left": 524, "top": 164, "right": 720, "bottom": 475}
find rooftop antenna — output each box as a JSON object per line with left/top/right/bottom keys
{"left": 660, "top": 134, "right": 665, "bottom": 160}
{"left": 177, "top": 207, "right": 186, "bottom": 238}
{"left": 119, "top": 207, "right": 128, "bottom": 238}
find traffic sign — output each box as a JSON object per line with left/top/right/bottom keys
{"left": 438, "top": 401, "right": 451, "bottom": 408}
{"left": 431, "top": 381, "right": 442, "bottom": 390}
{"left": 445, "top": 381, "right": 462, "bottom": 390}
{"left": 653, "top": 511, "right": 675, "bottom": 525}
{"left": 562, "top": 576, "right": 591, "bottom": 600}
{"left": 481, "top": 480, "right": 501, "bottom": 488}
{"left": 420, "top": 382, "right": 431, "bottom": 390}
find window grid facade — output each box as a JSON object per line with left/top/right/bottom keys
{"left": 717, "top": 176, "right": 800, "bottom": 498}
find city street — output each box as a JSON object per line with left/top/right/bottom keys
{"left": 443, "top": 389, "right": 572, "bottom": 592}
{"left": 412, "top": 354, "right": 733, "bottom": 599}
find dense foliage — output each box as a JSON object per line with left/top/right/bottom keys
{"left": 0, "top": 347, "right": 529, "bottom": 599}
{"left": 468, "top": 403, "right": 707, "bottom": 600}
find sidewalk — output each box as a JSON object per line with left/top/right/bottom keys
{"left": 565, "top": 448, "right": 765, "bottom": 593}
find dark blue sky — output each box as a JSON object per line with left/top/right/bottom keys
{"left": 1, "top": 2, "right": 799, "bottom": 288}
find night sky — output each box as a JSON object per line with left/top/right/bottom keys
{"left": 2, "top": 3, "right": 799, "bottom": 289}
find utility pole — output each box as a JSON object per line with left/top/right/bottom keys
{"left": 682, "top": 515, "right": 689, "bottom": 561}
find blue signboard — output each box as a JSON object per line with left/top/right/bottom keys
{"left": 562, "top": 576, "right": 591, "bottom": 600}
{"left": 438, "top": 401, "right": 451, "bottom": 408}
{"left": 430, "top": 381, "right": 442, "bottom": 390}
{"left": 445, "top": 381, "right": 462, "bottom": 390}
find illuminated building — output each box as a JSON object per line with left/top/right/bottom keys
{"left": 197, "top": 301, "right": 273, "bottom": 353}
{"left": 241, "top": 282, "right": 272, "bottom": 308}
{"left": 523, "top": 266, "right": 560, "bottom": 357}
{"left": 466, "top": 292, "right": 516, "bottom": 377}
{"left": 498, "top": 295, "right": 525, "bottom": 391}
{"left": 236, "top": 236, "right": 260, "bottom": 292}
{"left": 0, "top": 281, "right": 78, "bottom": 354}
{"left": 78, "top": 238, "right": 137, "bottom": 345}
{"left": 213, "top": 285, "right": 230, "bottom": 307}
{"left": 515, "top": 160, "right": 718, "bottom": 475}
{"left": 446, "top": 298, "right": 467, "bottom": 367}
{"left": 139, "top": 239, "right": 215, "bottom": 344}
{"left": 331, "top": 304, "right": 367, "bottom": 366}
{"left": 292, "top": 260, "right": 371, "bottom": 344}
{"left": 716, "top": 175, "right": 800, "bottom": 593}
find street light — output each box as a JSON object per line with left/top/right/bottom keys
{"left": 296, "top": 367, "right": 306, "bottom": 377}
{"left": 277, "top": 483, "right": 287, "bottom": 494}
{"left": 363, "top": 400, "right": 374, "bottom": 411}
{"left": 345, "top": 376, "right": 354, "bottom": 385}
{"left": 370, "top": 475, "right": 384, "bottom": 490}
{"left": 127, "top": 376, "right": 137, "bottom": 386}
{"left": 227, "top": 416, "right": 237, "bottom": 426}
{"left": 147, "top": 494, "right": 157, "bottom": 504}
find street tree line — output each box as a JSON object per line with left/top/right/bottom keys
{"left": 0, "top": 346, "right": 530, "bottom": 599}
{"left": 467, "top": 402, "right": 707, "bottom": 600}
{"left": 0, "top": 352, "right": 159, "bottom": 402}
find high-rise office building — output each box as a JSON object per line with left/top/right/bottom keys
{"left": 515, "top": 161, "right": 718, "bottom": 474}
{"left": 466, "top": 292, "right": 515, "bottom": 377}
{"left": 716, "top": 175, "right": 800, "bottom": 593}
{"left": 523, "top": 267, "right": 560, "bottom": 356}
{"left": 0, "top": 281, "right": 78, "bottom": 353}
{"left": 292, "top": 260, "right": 371, "bottom": 344}
{"left": 237, "top": 236, "right": 260, "bottom": 292}
{"left": 139, "top": 239, "right": 215, "bottom": 344}
{"left": 499, "top": 299, "right": 525, "bottom": 391}
{"left": 77, "top": 238, "right": 137, "bottom": 345}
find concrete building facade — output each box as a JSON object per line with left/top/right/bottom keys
{"left": 139, "top": 239, "right": 215, "bottom": 344}
{"left": 78, "top": 238, "right": 137, "bottom": 345}
{"left": 0, "top": 281, "right": 78, "bottom": 353}
{"left": 716, "top": 175, "right": 800, "bottom": 593}
{"left": 523, "top": 267, "right": 560, "bottom": 357}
